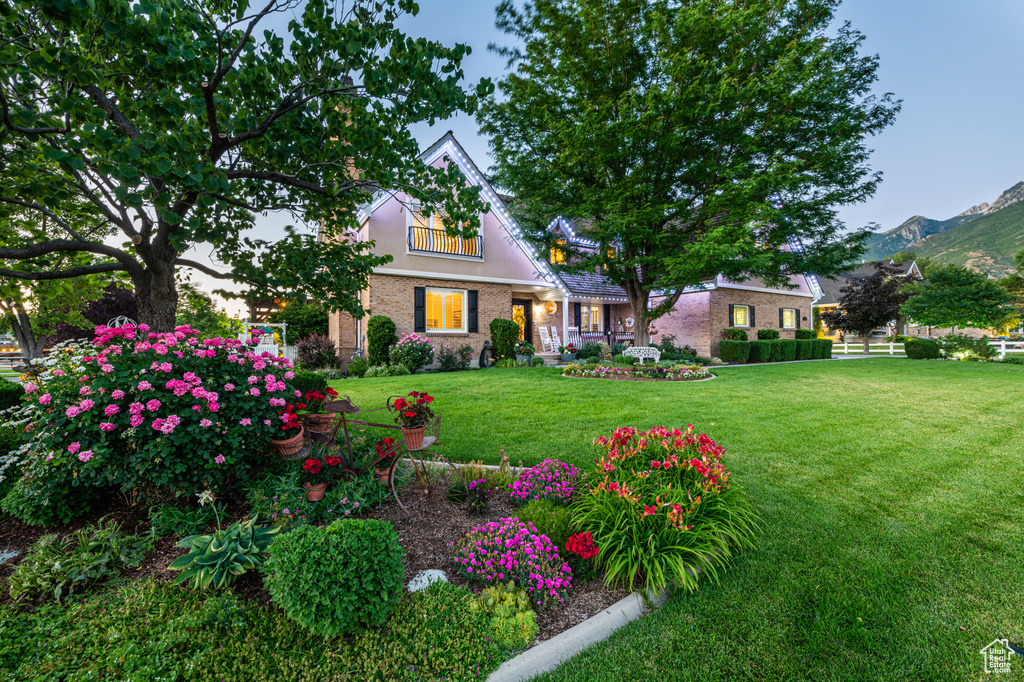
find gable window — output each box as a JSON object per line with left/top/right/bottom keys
{"left": 731, "top": 304, "right": 750, "bottom": 327}
{"left": 780, "top": 308, "right": 797, "bottom": 329}
{"left": 409, "top": 208, "right": 483, "bottom": 259}
{"left": 425, "top": 288, "right": 465, "bottom": 332}
{"left": 602, "top": 246, "right": 616, "bottom": 270}
{"left": 551, "top": 238, "right": 566, "bottom": 264}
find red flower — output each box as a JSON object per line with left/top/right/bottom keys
{"left": 405, "top": 411, "right": 415, "bottom": 418}
{"left": 324, "top": 456, "right": 341, "bottom": 467}
{"left": 301, "top": 459, "right": 321, "bottom": 475}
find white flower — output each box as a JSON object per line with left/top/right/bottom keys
{"left": 196, "top": 489, "right": 216, "bottom": 507}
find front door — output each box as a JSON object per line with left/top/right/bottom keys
{"left": 511, "top": 299, "right": 533, "bottom": 344}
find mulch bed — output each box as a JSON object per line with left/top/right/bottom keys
{"left": 0, "top": 470, "right": 628, "bottom": 646}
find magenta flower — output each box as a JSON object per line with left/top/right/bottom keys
{"left": 66, "top": 406, "right": 82, "bottom": 418}
{"left": 104, "top": 404, "right": 120, "bottom": 416}
{"left": 39, "top": 393, "right": 51, "bottom": 406}
{"left": 111, "top": 389, "right": 126, "bottom": 400}
{"left": 138, "top": 380, "right": 152, "bottom": 391}
{"left": 214, "top": 455, "right": 226, "bottom": 464}
{"left": 80, "top": 398, "right": 95, "bottom": 412}
{"left": 146, "top": 399, "right": 161, "bottom": 412}
{"left": 200, "top": 418, "right": 213, "bottom": 428}
{"left": 78, "top": 450, "right": 94, "bottom": 462}
{"left": 239, "top": 418, "right": 252, "bottom": 426}
{"left": 68, "top": 442, "right": 81, "bottom": 454}
{"left": 23, "top": 383, "right": 38, "bottom": 394}
{"left": 224, "top": 383, "right": 235, "bottom": 392}
{"left": 100, "top": 422, "right": 116, "bottom": 432}
{"left": 130, "top": 415, "right": 145, "bottom": 428}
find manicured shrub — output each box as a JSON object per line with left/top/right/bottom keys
{"left": 722, "top": 328, "right": 748, "bottom": 341}
{"left": 366, "top": 315, "right": 397, "bottom": 366}
{"left": 0, "top": 379, "right": 23, "bottom": 411}
{"left": 812, "top": 339, "right": 828, "bottom": 359}
{"left": 1001, "top": 354, "right": 1024, "bottom": 365}
{"left": 516, "top": 498, "right": 575, "bottom": 550}
{"left": 747, "top": 340, "right": 770, "bottom": 363}
{"left": 756, "top": 329, "right": 779, "bottom": 340}
{"left": 778, "top": 339, "right": 797, "bottom": 361}
{"left": 265, "top": 518, "right": 405, "bottom": 636}
{"left": 452, "top": 517, "right": 572, "bottom": 607}
{"left": 530, "top": 356, "right": 545, "bottom": 367}
{"left": 576, "top": 426, "right": 758, "bottom": 593}
{"left": 613, "top": 353, "right": 638, "bottom": 366}
{"left": 347, "top": 354, "right": 369, "bottom": 377}
{"left": 795, "top": 338, "right": 813, "bottom": 360}
{"left": 938, "top": 333, "right": 997, "bottom": 361}
{"left": 575, "top": 342, "right": 602, "bottom": 360}
{"left": 717, "top": 340, "right": 750, "bottom": 363}
{"left": 295, "top": 333, "right": 339, "bottom": 368}
{"left": 438, "top": 344, "right": 473, "bottom": 371}
{"left": 389, "top": 333, "right": 435, "bottom": 372}
{"left": 291, "top": 368, "right": 328, "bottom": 394}
{"left": 489, "top": 318, "right": 520, "bottom": 361}
{"left": 795, "top": 329, "right": 816, "bottom": 340}
{"left": 11, "top": 326, "right": 296, "bottom": 518}
{"left": 384, "top": 364, "right": 412, "bottom": 376}
{"left": 509, "top": 458, "right": 581, "bottom": 504}
{"left": 585, "top": 356, "right": 600, "bottom": 365}
{"left": 768, "top": 340, "right": 783, "bottom": 362}
{"left": 905, "top": 337, "right": 941, "bottom": 359}
{"left": 820, "top": 339, "right": 833, "bottom": 359}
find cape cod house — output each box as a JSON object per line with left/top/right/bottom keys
{"left": 328, "top": 132, "right": 823, "bottom": 364}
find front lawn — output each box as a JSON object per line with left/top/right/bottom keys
{"left": 334, "top": 360, "right": 1024, "bottom": 680}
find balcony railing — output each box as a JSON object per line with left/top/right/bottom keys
{"left": 408, "top": 226, "right": 484, "bottom": 259}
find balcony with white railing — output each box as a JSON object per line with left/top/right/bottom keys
{"left": 408, "top": 226, "right": 484, "bottom": 259}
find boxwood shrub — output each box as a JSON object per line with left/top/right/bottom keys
{"left": 0, "top": 379, "right": 23, "bottom": 411}
{"left": 795, "top": 339, "right": 813, "bottom": 360}
{"left": 756, "top": 329, "right": 780, "bottom": 340}
{"left": 820, "top": 339, "right": 833, "bottom": 359}
{"left": 904, "top": 337, "right": 941, "bottom": 359}
{"left": 366, "top": 315, "right": 398, "bottom": 367}
{"left": 795, "top": 329, "right": 816, "bottom": 340}
{"left": 768, "top": 340, "right": 783, "bottom": 362}
{"left": 812, "top": 339, "right": 828, "bottom": 359}
{"left": 778, "top": 339, "right": 797, "bottom": 362}
{"left": 265, "top": 518, "right": 405, "bottom": 636}
{"left": 721, "top": 328, "right": 748, "bottom": 341}
{"left": 747, "top": 340, "right": 770, "bottom": 363}
{"left": 291, "top": 369, "right": 328, "bottom": 394}
{"left": 489, "top": 318, "right": 520, "bottom": 361}
{"left": 717, "top": 340, "right": 750, "bottom": 363}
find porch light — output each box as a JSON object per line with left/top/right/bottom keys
{"left": 544, "top": 301, "right": 557, "bottom": 314}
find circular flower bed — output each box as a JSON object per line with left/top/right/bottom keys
{"left": 561, "top": 363, "right": 713, "bottom": 381}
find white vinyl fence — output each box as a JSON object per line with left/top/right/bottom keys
{"left": 832, "top": 339, "right": 1024, "bottom": 358}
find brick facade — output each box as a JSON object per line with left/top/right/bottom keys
{"left": 655, "top": 288, "right": 812, "bottom": 357}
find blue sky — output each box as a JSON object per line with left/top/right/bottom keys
{"left": 207, "top": 0, "right": 1024, "bottom": 314}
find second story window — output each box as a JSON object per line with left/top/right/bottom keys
{"left": 551, "top": 238, "right": 566, "bottom": 264}
{"left": 409, "top": 208, "right": 483, "bottom": 259}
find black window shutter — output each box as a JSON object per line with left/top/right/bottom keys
{"left": 414, "top": 287, "right": 426, "bottom": 332}
{"left": 603, "top": 304, "right": 611, "bottom": 332}
{"left": 779, "top": 308, "right": 785, "bottom": 328}
{"left": 467, "top": 290, "right": 478, "bottom": 333}
{"left": 729, "top": 304, "right": 735, "bottom": 327}
{"left": 573, "top": 302, "right": 581, "bottom": 328}
{"left": 796, "top": 309, "right": 801, "bottom": 329}
{"left": 750, "top": 306, "right": 756, "bottom": 327}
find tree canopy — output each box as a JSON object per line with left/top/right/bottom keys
{"left": 267, "top": 300, "right": 329, "bottom": 343}
{"left": 820, "top": 262, "right": 914, "bottom": 352}
{"left": 478, "top": 0, "right": 899, "bottom": 345}
{"left": 0, "top": 0, "right": 491, "bottom": 331}
{"left": 903, "top": 264, "right": 1016, "bottom": 331}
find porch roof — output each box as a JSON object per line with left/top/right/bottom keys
{"left": 558, "top": 271, "right": 628, "bottom": 299}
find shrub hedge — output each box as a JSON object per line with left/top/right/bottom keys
{"left": 768, "top": 340, "right": 783, "bottom": 362}
{"left": 291, "top": 369, "right": 328, "bottom": 394}
{"left": 576, "top": 342, "right": 603, "bottom": 360}
{"left": 366, "top": 316, "right": 397, "bottom": 367}
{"left": 795, "top": 339, "right": 813, "bottom": 360}
{"left": 821, "top": 339, "right": 833, "bottom": 359}
{"left": 718, "top": 340, "right": 750, "bottom": 363}
{"left": 0, "top": 380, "right": 23, "bottom": 411}
{"left": 489, "top": 319, "right": 520, "bottom": 361}
{"left": 905, "top": 337, "right": 941, "bottom": 359}
{"left": 778, "top": 339, "right": 797, "bottom": 361}
{"left": 722, "top": 328, "right": 748, "bottom": 341}
{"left": 811, "top": 339, "right": 827, "bottom": 359}
{"left": 747, "top": 340, "right": 770, "bottom": 363}
{"left": 795, "top": 329, "right": 816, "bottom": 340}
{"left": 756, "top": 329, "right": 780, "bottom": 340}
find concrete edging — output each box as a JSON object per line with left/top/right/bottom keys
{"left": 487, "top": 588, "right": 670, "bottom": 682}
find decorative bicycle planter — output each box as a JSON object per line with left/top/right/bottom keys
{"left": 270, "top": 426, "right": 305, "bottom": 458}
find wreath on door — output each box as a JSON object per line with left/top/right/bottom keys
{"left": 625, "top": 317, "right": 634, "bottom": 328}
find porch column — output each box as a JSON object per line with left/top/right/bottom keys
{"left": 562, "top": 295, "right": 570, "bottom": 347}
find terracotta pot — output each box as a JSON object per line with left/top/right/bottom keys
{"left": 270, "top": 426, "right": 304, "bottom": 456}
{"left": 304, "top": 482, "right": 328, "bottom": 502}
{"left": 303, "top": 412, "right": 335, "bottom": 434}
{"left": 401, "top": 426, "right": 426, "bottom": 451}
{"left": 374, "top": 466, "right": 391, "bottom": 484}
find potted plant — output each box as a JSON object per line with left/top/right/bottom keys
{"left": 393, "top": 391, "right": 435, "bottom": 451}
{"left": 515, "top": 340, "right": 535, "bottom": 362}
{"left": 300, "top": 447, "right": 343, "bottom": 501}
{"left": 558, "top": 342, "right": 577, "bottom": 363}
{"left": 301, "top": 387, "right": 339, "bottom": 433}
{"left": 270, "top": 404, "right": 305, "bottom": 457}
{"left": 373, "top": 436, "right": 398, "bottom": 483}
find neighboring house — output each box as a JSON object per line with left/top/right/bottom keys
{"left": 328, "top": 132, "right": 824, "bottom": 364}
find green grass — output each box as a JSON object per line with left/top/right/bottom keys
{"left": 333, "top": 361, "right": 1024, "bottom": 680}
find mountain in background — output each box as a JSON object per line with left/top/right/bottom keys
{"left": 865, "top": 181, "right": 1024, "bottom": 276}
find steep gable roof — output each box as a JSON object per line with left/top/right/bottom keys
{"left": 816, "top": 259, "right": 921, "bottom": 306}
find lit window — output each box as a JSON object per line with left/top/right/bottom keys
{"left": 551, "top": 239, "right": 566, "bottom": 264}
{"left": 732, "top": 305, "right": 749, "bottom": 327}
{"left": 426, "top": 288, "right": 465, "bottom": 332}
{"left": 782, "top": 308, "right": 796, "bottom": 329}
{"left": 603, "top": 247, "right": 616, "bottom": 270}
{"left": 581, "top": 305, "right": 602, "bottom": 332}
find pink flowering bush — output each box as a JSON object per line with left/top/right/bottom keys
{"left": 388, "top": 333, "right": 434, "bottom": 373}
{"left": 508, "top": 458, "right": 580, "bottom": 504}
{"left": 15, "top": 324, "right": 297, "bottom": 511}
{"left": 573, "top": 426, "right": 758, "bottom": 593}
{"left": 452, "top": 517, "right": 572, "bottom": 607}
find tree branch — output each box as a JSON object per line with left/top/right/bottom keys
{"left": 0, "top": 89, "right": 70, "bottom": 135}
{"left": 174, "top": 258, "right": 235, "bottom": 279}
{"left": 0, "top": 262, "right": 126, "bottom": 280}
{"left": 0, "top": 236, "right": 142, "bottom": 275}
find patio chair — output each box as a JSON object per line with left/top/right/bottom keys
{"left": 550, "top": 326, "right": 562, "bottom": 350}
{"left": 538, "top": 326, "right": 553, "bottom": 352}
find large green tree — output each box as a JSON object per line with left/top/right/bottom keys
{"left": 902, "top": 264, "right": 1015, "bottom": 331}
{"left": 479, "top": 0, "right": 899, "bottom": 345}
{"left": 0, "top": 0, "right": 490, "bottom": 331}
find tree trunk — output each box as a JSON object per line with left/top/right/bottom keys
{"left": 862, "top": 334, "right": 870, "bottom": 355}
{"left": 4, "top": 299, "right": 46, "bottom": 363}
{"left": 133, "top": 265, "right": 179, "bottom": 332}
{"left": 629, "top": 297, "right": 650, "bottom": 348}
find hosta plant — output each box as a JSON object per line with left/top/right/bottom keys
{"left": 574, "top": 425, "right": 758, "bottom": 594}
{"left": 168, "top": 513, "right": 280, "bottom": 589}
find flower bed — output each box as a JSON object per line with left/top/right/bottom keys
{"left": 562, "top": 363, "right": 713, "bottom": 381}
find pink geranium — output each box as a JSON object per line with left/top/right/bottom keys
{"left": 78, "top": 450, "right": 94, "bottom": 462}
{"left": 68, "top": 442, "right": 81, "bottom": 454}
